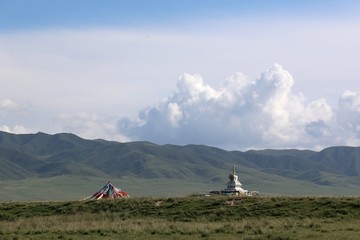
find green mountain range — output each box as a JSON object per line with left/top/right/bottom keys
{"left": 1, "top": 130, "right": 360, "bottom": 199}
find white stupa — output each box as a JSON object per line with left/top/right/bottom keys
{"left": 222, "top": 165, "right": 248, "bottom": 195}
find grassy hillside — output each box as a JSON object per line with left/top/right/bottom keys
{"left": 1, "top": 131, "right": 360, "bottom": 200}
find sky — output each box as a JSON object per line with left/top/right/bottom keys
{"left": 1, "top": 0, "right": 360, "bottom": 150}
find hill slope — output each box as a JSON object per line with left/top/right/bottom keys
{"left": 1, "top": 131, "right": 360, "bottom": 197}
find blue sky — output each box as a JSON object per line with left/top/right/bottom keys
{"left": 1, "top": 1, "right": 360, "bottom": 150}
{"left": 1, "top": 0, "right": 358, "bottom": 31}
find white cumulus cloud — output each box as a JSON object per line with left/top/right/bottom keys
{"left": 118, "top": 64, "right": 345, "bottom": 149}
{"left": 0, "top": 125, "right": 33, "bottom": 134}
{"left": 335, "top": 91, "right": 360, "bottom": 145}
{"left": 53, "top": 112, "right": 130, "bottom": 142}
{"left": 0, "top": 98, "right": 26, "bottom": 112}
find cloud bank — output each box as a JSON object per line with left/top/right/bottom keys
{"left": 1, "top": 22, "right": 359, "bottom": 149}
{"left": 118, "top": 64, "right": 360, "bottom": 149}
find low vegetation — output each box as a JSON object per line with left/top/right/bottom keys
{"left": 1, "top": 196, "right": 360, "bottom": 239}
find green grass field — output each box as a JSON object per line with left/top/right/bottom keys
{"left": 1, "top": 196, "right": 360, "bottom": 239}
{"left": 0, "top": 176, "right": 224, "bottom": 201}
{"left": 1, "top": 175, "right": 360, "bottom": 202}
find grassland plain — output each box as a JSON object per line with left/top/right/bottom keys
{"left": 2, "top": 175, "right": 360, "bottom": 202}
{"left": 1, "top": 196, "right": 360, "bottom": 239}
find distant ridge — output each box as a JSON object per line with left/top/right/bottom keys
{"left": 1, "top": 131, "right": 360, "bottom": 190}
